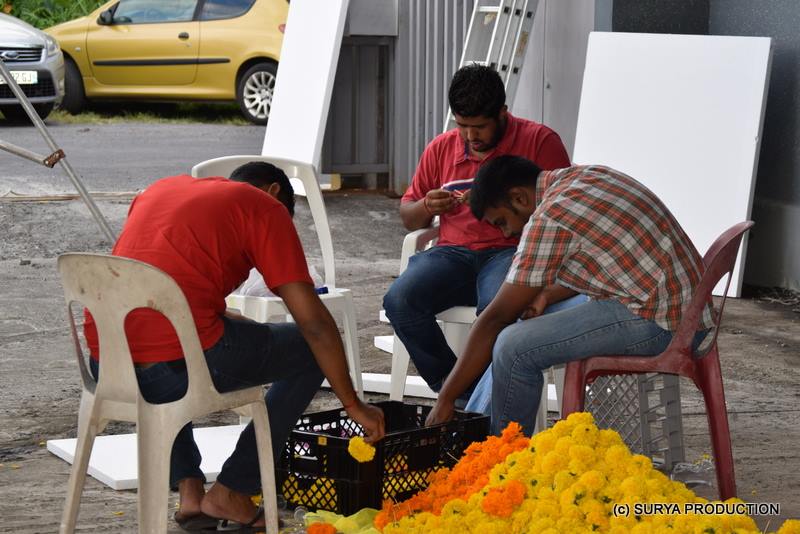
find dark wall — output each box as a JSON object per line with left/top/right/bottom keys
{"left": 710, "top": 1, "right": 799, "bottom": 204}
{"left": 612, "top": 0, "right": 709, "bottom": 35}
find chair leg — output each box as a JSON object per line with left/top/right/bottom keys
{"left": 553, "top": 365, "right": 566, "bottom": 418}
{"left": 697, "top": 361, "right": 737, "bottom": 500}
{"left": 341, "top": 291, "right": 363, "bottom": 399}
{"left": 561, "top": 361, "right": 586, "bottom": 417}
{"left": 389, "top": 335, "right": 411, "bottom": 401}
{"left": 136, "top": 413, "right": 178, "bottom": 534}
{"left": 534, "top": 377, "right": 548, "bottom": 434}
{"left": 59, "top": 393, "right": 99, "bottom": 534}
{"left": 250, "top": 402, "right": 279, "bottom": 534}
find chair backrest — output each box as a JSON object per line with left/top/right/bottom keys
{"left": 668, "top": 221, "right": 754, "bottom": 353}
{"left": 58, "top": 253, "right": 214, "bottom": 405}
{"left": 190, "top": 156, "right": 336, "bottom": 288}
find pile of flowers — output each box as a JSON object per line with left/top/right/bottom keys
{"left": 374, "top": 421, "right": 530, "bottom": 528}
{"left": 371, "top": 413, "right": 798, "bottom": 534}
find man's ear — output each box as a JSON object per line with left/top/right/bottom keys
{"left": 264, "top": 182, "right": 281, "bottom": 199}
{"left": 507, "top": 186, "right": 533, "bottom": 210}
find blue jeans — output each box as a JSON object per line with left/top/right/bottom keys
{"left": 489, "top": 298, "right": 708, "bottom": 436}
{"left": 464, "top": 293, "right": 590, "bottom": 415}
{"left": 91, "top": 317, "right": 323, "bottom": 494}
{"left": 383, "top": 245, "right": 516, "bottom": 394}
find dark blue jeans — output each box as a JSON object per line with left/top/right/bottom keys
{"left": 91, "top": 316, "right": 324, "bottom": 494}
{"left": 382, "top": 245, "right": 515, "bottom": 393}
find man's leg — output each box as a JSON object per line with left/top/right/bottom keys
{"left": 383, "top": 246, "right": 478, "bottom": 391}
{"left": 491, "top": 299, "right": 673, "bottom": 435}
{"left": 89, "top": 359, "right": 206, "bottom": 521}
{"left": 464, "top": 292, "right": 590, "bottom": 415}
{"left": 204, "top": 318, "right": 324, "bottom": 493}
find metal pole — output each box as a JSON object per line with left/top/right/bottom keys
{"left": 0, "top": 59, "right": 116, "bottom": 243}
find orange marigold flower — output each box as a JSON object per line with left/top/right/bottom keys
{"left": 374, "top": 422, "right": 529, "bottom": 528}
{"left": 480, "top": 479, "right": 526, "bottom": 517}
{"left": 307, "top": 522, "right": 337, "bottom": 534}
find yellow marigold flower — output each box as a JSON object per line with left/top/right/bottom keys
{"left": 578, "top": 470, "right": 606, "bottom": 493}
{"left": 555, "top": 435, "right": 576, "bottom": 456}
{"left": 571, "top": 422, "right": 599, "bottom": 447}
{"left": 347, "top": 436, "right": 375, "bottom": 463}
{"left": 620, "top": 475, "right": 648, "bottom": 500}
{"left": 605, "top": 444, "right": 631, "bottom": 467}
{"left": 776, "top": 519, "right": 800, "bottom": 534}
{"left": 626, "top": 454, "right": 653, "bottom": 477}
{"left": 532, "top": 430, "right": 557, "bottom": 454}
{"left": 541, "top": 450, "right": 567, "bottom": 474}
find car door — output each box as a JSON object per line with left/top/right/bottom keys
{"left": 86, "top": 0, "right": 200, "bottom": 86}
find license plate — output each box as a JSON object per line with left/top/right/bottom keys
{"left": 0, "top": 70, "right": 38, "bottom": 85}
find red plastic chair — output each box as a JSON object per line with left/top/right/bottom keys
{"left": 561, "top": 221, "right": 754, "bottom": 501}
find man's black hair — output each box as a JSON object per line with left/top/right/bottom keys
{"left": 470, "top": 155, "right": 542, "bottom": 220}
{"left": 230, "top": 161, "right": 295, "bottom": 217}
{"left": 448, "top": 64, "right": 506, "bottom": 118}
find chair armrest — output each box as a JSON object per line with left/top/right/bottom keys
{"left": 399, "top": 220, "right": 440, "bottom": 275}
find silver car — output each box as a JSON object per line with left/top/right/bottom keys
{"left": 0, "top": 13, "right": 64, "bottom": 121}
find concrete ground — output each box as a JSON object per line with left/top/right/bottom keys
{"left": 0, "top": 122, "right": 798, "bottom": 532}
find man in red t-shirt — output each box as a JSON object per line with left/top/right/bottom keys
{"left": 383, "top": 65, "right": 572, "bottom": 400}
{"left": 84, "top": 162, "right": 385, "bottom": 530}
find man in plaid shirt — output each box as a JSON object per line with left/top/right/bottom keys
{"left": 426, "top": 156, "right": 713, "bottom": 435}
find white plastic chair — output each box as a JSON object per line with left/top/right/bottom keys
{"left": 57, "top": 253, "right": 279, "bottom": 534}
{"left": 368, "top": 223, "right": 561, "bottom": 432}
{"left": 191, "top": 156, "right": 363, "bottom": 398}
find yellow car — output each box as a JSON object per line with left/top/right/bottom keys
{"left": 46, "top": 0, "right": 287, "bottom": 124}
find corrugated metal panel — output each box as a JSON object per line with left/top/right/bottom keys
{"left": 392, "top": 0, "right": 475, "bottom": 194}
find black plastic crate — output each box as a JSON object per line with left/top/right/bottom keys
{"left": 277, "top": 401, "right": 489, "bottom": 515}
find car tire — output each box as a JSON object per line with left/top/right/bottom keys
{"left": 0, "top": 103, "right": 54, "bottom": 122}
{"left": 237, "top": 61, "right": 278, "bottom": 125}
{"left": 60, "top": 58, "right": 86, "bottom": 115}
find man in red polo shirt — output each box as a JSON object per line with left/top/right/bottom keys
{"left": 85, "top": 162, "right": 385, "bottom": 530}
{"left": 383, "top": 65, "right": 573, "bottom": 400}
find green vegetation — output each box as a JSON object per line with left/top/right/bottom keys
{"left": 1, "top": 0, "right": 107, "bottom": 29}
{"left": 47, "top": 102, "right": 250, "bottom": 125}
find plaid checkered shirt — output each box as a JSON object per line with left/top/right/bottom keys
{"left": 507, "top": 165, "right": 714, "bottom": 331}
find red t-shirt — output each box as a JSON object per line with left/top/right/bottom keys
{"left": 401, "top": 113, "right": 571, "bottom": 250}
{"left": 84, "top": 175, "right": 312, "bottom": 363}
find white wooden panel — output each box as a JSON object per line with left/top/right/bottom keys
{"left": 261, "top": 0, "right": 350, "bottom": 167}
{"left": 573, "top": 32, "right": 772, "bottom": 296}
{"left": 47, "top": 425, "right": 246, "bottom": 490}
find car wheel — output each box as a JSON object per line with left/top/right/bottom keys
{"left": 60, "top": 58, "right": 86, "bottom": 115}
{"left": 237, "top": 62, "right": 277, "bottom": 125}
{"left": 0, "top": 103, "right": 54, "bottom": 122}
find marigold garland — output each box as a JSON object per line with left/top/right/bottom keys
{"left": 372, "top": 413, "right": 799, "bottom": 534}
{"left": 348, "top": 436, "right": 376, "bottom": 463}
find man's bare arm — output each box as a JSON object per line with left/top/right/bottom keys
{"left": 275, "top": 282, "right": 385, "bottom": 441}
{"left": 426, "top": 282, "right": 543, "bottom": 425}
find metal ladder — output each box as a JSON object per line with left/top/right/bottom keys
{"left": 0, "top": 59, "right": 115, "bottom": 242}
{"left": 444, "top": 0, "right": 539, "bottom": 132}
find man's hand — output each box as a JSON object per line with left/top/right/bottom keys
{"left": 521, "top": 291, "right": 548, "bottom": 320}
{"left": 424, "top": 189, "right": 456, "bottom": 215}
{"left": 425, "top": 397, "right": 456, "bottom": 427}
{"left": 345, "top": 399, "right": 385, "bottom": 443}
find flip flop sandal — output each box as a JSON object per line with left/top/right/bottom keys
{"left": 174, "top": 511, "right": 220, "bottom": 531}
{"left": 212, "top": 505, "right": 269, "bottom": 533}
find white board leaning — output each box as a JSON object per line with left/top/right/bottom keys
{"left": 573, "top": 32, "right": 773, "bottom": 297}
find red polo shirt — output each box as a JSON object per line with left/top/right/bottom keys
{"left": 84, "top": 175, "right": 312, "bottom": 363}
{"left": 402, "top": 113, "right": 570, "bottom": 250}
